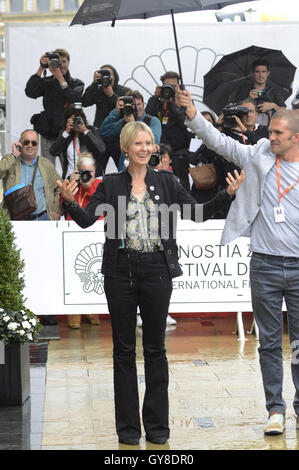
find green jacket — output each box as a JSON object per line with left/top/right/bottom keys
{"left": 0, "top": 153, "right": 62, "bottom": 220}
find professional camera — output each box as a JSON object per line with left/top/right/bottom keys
{"left": 96, "top": 69, "right": 113, "bottom": 89}
{"left": 119, "top": 96, "right": 136, "bottom": 117}
{"left": 75, "top": 169, "right": 93, "bottom": 186}
{"left": 222, "top": 103, "right": 249, "bottom": 128}
{"left": 160, "top": 84, "right": 176, "bottom": 101}
{"left": 44, "top": 51, "right": 60, "bottom": 68}
{"left": 73, "top": 102, "right": 83, "bottom": 127}
{"left": 149, "top": 151, "right": 162, "bottom": 167}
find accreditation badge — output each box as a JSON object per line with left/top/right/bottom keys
{"left": 273, "top": 205, "right": 286, "bottom": 223}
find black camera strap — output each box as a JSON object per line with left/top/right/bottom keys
{"left": 31, "top": 157, "right": 39, "bottom": 188}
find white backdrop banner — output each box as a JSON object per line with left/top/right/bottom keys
{"left": 11, "top": 220, "right": 252, "bottom": 315}
{"left": 5, "top": 21, "right": 299, "bottom": 150}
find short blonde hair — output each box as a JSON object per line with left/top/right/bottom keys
{"left": 120, "top": 121, "right": 154, "bottom": 155}
{"left": 76, "top": 152, "right": 96, "bottom": 170}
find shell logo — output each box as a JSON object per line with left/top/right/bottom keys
{"left": 74, "top": 242, "right": 104, "bottom": 296}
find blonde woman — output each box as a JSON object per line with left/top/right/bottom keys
{"left": 57, "top": 121, "right": 244, "bottom": 446}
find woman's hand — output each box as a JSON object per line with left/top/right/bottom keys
{"left": 56, "top": 179, "right": 78, "bottom": 203}
{"left": 226, "top": 169, "right": 245, "bottom": 196}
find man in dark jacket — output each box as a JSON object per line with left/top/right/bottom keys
{"left": 228, "top": 58, "right": 286, "bottom": 126}
{"left": 82, "top": 64, "right": 131, "bottom": 128}
{"left": 145, "top": 71, "right": 193, "bottom": 191}
{"left": 82, "top": 64, "right": 131, "bottom": 172}
{"left": 25, "top": 48, "right": 84, "bottom": 166}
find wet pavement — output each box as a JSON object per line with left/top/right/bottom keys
{"left": 39, "top": 315, "right": 298, "bottom": 451}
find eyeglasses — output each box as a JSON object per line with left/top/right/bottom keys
{"left": 22, "top": 140, "right": 38, "bottom": 147}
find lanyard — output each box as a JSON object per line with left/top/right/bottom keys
{"left": 276, "top": 156, "right": 299, "bottom": 204}
{"left": 163, "top": 100, "right": 168, "bottom": 115}
{"left": 73, "top": 137, "right": 80, "bottom": 158}
{"left": 78, "top": 187, "right": 87, "bottom": 207}
{"left": 241, "top": 134, "right": 246, "bottom": 145}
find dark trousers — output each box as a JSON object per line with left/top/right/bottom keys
{"left": 104, "top": 250, "right": 172, "bottom": 441}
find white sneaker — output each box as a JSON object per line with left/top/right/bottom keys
{"left": 264, "top": 413, "right": 285, "bottom": 435}
{"left": 166, "top": 315, "right": 177, "bottom": 326}
{"left": 137, "top": 315, "right": 142, "bottom": 327}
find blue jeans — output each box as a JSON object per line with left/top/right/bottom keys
{"left": 250, "top": 252, "right": 299, "bottom": 415}
{"left": 104, "top": 250, "right": 172, "bottom": 441}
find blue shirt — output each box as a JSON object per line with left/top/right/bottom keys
{"left": 20, "top": 156, "right": 47, "bottom": 214}
{"left": 99, "top": 109, "right": 162, "bottom": 170}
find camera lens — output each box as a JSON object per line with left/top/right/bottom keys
{"left": 73, "top": 117, "right": 83, "bottom": 127}
{"left": 149, "top": 152, "right": 161, "bottom": 167}
{"left": 49, "top": 58, "right": 60, "bottom": 68}
{"left": 79, "top": 170, "right": 92, "bottom": 184}
{"left": 160, "top": 84, "right": 175, "bottom": 101}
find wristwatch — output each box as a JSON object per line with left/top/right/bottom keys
{"left": 63, "top": 199, "right": 78, "bottom": 209}
{"left": 61, "top": 81, "right": 68, "bottom": 89}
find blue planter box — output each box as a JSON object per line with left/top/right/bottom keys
{"left": 0, "top": 342, "right": 30, "bottom": 406}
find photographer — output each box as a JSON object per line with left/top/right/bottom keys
{"left": 49, "top": 104, "right": 106, "bottom": 178}
{"left": 59, "top": 152, "right": 103, "bottom": 329}
{"left": 153, "top": 143, "right": 173, "bottom": 171}
{"left": 99, "top": 90, "right": 161, "bottom": 170}
{"left": 228, "top": 59, "right": 286, "bottom": 126}
{"left": 219, "top": 98, "right": 269, "bottom": 144}
{"left": 25, "top": 49, "right": 84, "bottom": 165}
{"left": 145, "top": 71, "right": 193, "bottom": 191}
{"left": 82, "top": 65, "right": 131, "bottom": 171}
{"left": 82, "top": 64, "right": 131, "bottom": 128}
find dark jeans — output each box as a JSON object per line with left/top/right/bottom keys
{"left": 104, "top": 250, "right": 172, "bottom": 441}
{"left": 250, "top": 252, "right": 299, "bottom": 415}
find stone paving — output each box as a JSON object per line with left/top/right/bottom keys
{"left": 41, "top": 316, "right": 299, "bottom": 450}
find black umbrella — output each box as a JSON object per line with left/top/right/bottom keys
{"left": 70, "top": 0, "right": 259, "bottom": 87}
{"left": 203, "top": 45, "right": 297, "bottom": 115}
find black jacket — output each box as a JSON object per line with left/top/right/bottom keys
{"left": 25, "top": 70, "right": 84, "bottom": 139}
{"left": 49, "top": 126, "right": 106, "bottom": 178}
{"left": 63, "top": 167, "right": 234, "bottom": 279}
{"left": 224, "top": 124, "right": 269, "bottom": 145}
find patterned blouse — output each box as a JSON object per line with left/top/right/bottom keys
{"left": 123, "top": 191, "right": 163, "bottom": 252}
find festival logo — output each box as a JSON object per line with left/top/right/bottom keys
{"left": 74, "top": 242, "right": 104, "bottom": 296}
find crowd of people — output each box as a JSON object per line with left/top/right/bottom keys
{"left": 0, "top": 46, "right": 298, "bottom": 444}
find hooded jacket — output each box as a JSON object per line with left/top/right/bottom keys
{"left": 81, "top": 64, "right": 131, "bottom": 128}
